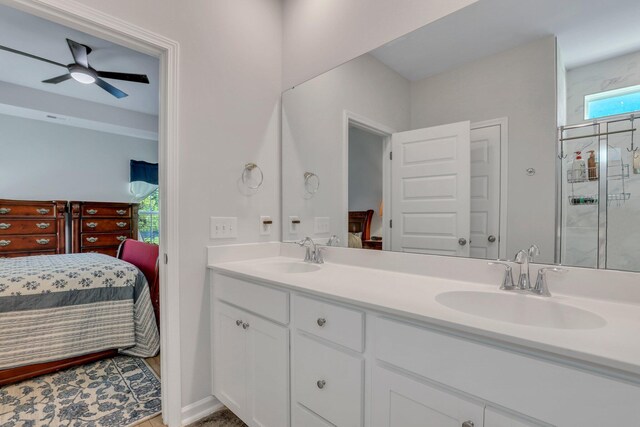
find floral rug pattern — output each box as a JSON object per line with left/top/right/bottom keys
{"left": 0, "top": 356, "right": 161, "bottom": 427}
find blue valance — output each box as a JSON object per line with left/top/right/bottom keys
{"left": 130, "top": 160, "right": 158, "bottom": 185}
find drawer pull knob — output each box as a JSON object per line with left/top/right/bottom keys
{"left": 316, "top": 380, "right": 326, "bottom": 389}
{"left": 462, "top": 422, "right": 474, "bottom": 427}
{"left": 86, "top": 237, "right": 99, "bottom": 243}
{"left": 36, "top": 223, "right": 50, "bottom": 229}
{"left": 86, "top": 222, "right": 98, "bottom": 228}
{"left": 317, "top": 318, "right": 327, "bottom": 327}
{"left": 0, "top": 240, "right": 11, "bottom": 247}
{"left": 86, "top": 209, "right": 98, "bottom": 215}
{"left": 0, "top": 223, "right": 10, "bottom": 230}
{"left": 242, "top": 322, "right": 250, "bottom": 330}
{"left": 116, "top": 222, "right": 127, "bottom": 228}
{"left": 36, "top": 208, "right": 50, "bottom": 215}
{"left": 36, "top": 238, "right": 50, "bottom": 245}
{"left": 116, "top": 236, "right": 127, "bottom": 242}
{"left": 0, "top": 208, "right": 10, "bottom": 215}
{"left": 236, "top": 320, "right": 243, "bottom": 326}
{"left": 116, "top": 210, "right": 127, "bottom": 215}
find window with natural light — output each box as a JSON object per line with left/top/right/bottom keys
{"left": 584, "top": 84, "right": 640, "bottom": 120}
{"left": 138, "top": 189, "right": 159, "bottom": 244}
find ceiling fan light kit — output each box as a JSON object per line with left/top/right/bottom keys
{"left": 0, "top": 37, "right": 149, "bottom": 99}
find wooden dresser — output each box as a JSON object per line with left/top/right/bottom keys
{"left": 0, "top": 199, "right": 66, "bottom": 257}
{"left": 71, "top": 202, "right": 138, "bottom": 257}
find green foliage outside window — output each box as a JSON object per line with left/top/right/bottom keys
{"left": 138, "top": 189, "right": 159, "bottom": 244}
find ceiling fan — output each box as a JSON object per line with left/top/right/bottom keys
{"left": 0, "top": 38, "right": 149, "bottom": 99}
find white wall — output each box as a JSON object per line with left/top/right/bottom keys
{"left": 410, "top": 36, "right": 558, "bottom": 262}
{"left": 71, "top": 0, "right": 283, "bottom": 412}
{"left": 0, "top": 114, "right": 157, "bottom": 201}
{"left": 282, "top": 53, "right": 410, "bottom": 243}
{"left": 348, "top": 126, "right": 384, "bottom": 237}
{"left": 282, "top": 0, "right": 478, "bottom": 88}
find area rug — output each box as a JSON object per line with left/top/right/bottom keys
{"left": 188, "top": 409, "right": 246, "bottom": 427}
{"left": 0, "top": 356, "right": 161, "bottom": 427}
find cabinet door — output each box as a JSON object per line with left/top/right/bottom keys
{"left": 372, "top": 366, "right": 484, "bottom": 427}
{"left": 213, "top": 302, "right": 248, "bottom": 415}
{"left": 485, "top": 407, "right": 543, "bottom": 427}
{"left": 247, "top": 312, "right": 289, "bottom": 427}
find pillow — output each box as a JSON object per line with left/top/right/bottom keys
{"left": 348, "top": 232, "right": 363, "bottom": 249}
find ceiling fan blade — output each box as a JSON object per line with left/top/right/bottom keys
{"left": 66, "top": 38, "right": 90, "bottom": 67}
{"left": 95, "top": 78, "right": 128, "bottom": 99}
{"left": 42, "top": 74, "right": 72, "bottom": 84}
{"left": 97, "top": 71, "right": 150, "bottom": 84}
{"left": 0, "top": 44, "right": 66, "bottom": 68}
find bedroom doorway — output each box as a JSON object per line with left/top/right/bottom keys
{"left": 0, "top": 1, "right": 180, "bottom": 425}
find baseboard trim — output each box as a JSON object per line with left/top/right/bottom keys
{"left": 181, "top": 395, "right": 223, "bottom": 426}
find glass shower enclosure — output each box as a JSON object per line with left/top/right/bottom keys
{"left": 558, "top": 113, "right": 640, "bottom": 272}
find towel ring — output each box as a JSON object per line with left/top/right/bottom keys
{"left": 304, "top": 172, "right": 320, "bottom": 194}
{"left": 242, "top": 163, "right": 264, "bottom": 190}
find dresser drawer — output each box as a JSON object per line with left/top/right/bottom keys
{"left": 0, "top": 250, "right": 57, "bottom": 258}
{"left": 0, "top": 219, "right": 56, "bottom": 235}
{"left": 214, "top": 274, "right": 289, "bottom": 324}
{"left": 81, "top": 247, "right": 118, "bottom": 257}
{"left": 81, "top": 232, "right": 131, "bottom": 247}
{"left": 82, "top": 205, "right": 131, "bottom": 218}
{"left": 0, "top": 203, "right": 57, "bottom": 218}
{"left": 82, "top": 219, "right": 131, "bottom": 233}
{"left": 294, "top": 295, "right": 364, "bottom": 352}
{"left": 294, "top": 334, "right": 363, "bottom": 426}
{"left": 0, "top": 235, "right": 57, "bottom": 252}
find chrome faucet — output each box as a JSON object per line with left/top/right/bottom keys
{"left": 514, "top": 244, "right": 539, "bottom": 290}
{"left": 297, "top": 237, "right": 324, "bottom": 264}
{"left": 327, "top": 235, "right": 341, "bottom": 246}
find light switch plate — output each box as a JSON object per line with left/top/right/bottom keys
{"left": 314, "top": 217, "right": 330, "bottom": 234}
{"left": 259, "top": 216, "right": 272, "bottom": 236}
{"left": 210, "top": 217, "right": 237, "bottom": 239}
{"left": 289, "top": 216, "right": 300, "bottom": 234}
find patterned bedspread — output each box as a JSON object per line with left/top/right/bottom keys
{"left": 0, "top": 253, "right": 160, "bottom": 369}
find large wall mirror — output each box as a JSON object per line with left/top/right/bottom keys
{"left": 282, "top": 0, "right": 640, "bottom": 271}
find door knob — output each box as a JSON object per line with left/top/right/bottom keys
{"left": 458, "top": 238, "right": 467, "bottom": 246}
{"left": 488, "top": 235, "right": 496, "bottom": 243}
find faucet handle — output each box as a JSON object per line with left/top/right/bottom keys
{"left": 488, "top": 262, "right": 515, "bottom": 290}
{"left": 514, "top": 250, "right": 528, "bottom": 264}
{"left": 532, "top": 267, "right": 567, "bottom": 297}
{"left": 314, "top": 246, "right": 325, "bottom": 264}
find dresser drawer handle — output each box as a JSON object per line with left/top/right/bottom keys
{"left": 116, "top": 210, "right": 127, "bottom": 215}
{"left": 0, "top": 208, "right": 11, "bottom": 215}
{"left": 0, "top": 223, "right": 10, "bottom": 230}
{"left": 86, "top": 222, "right": 98, "bottom": 228}
{"left": 0, "top": 240, "right": 10, "bottom": 247}
{"left": 86, "top": 209, "right": 98, "bottom": 215}
{"left": 86, "top": 237, "right": 99, "bottom": 243}
{"left": 36, "top": 223, "right": 50, "bottom": 229}
{"left": 116, "top": 222, "right": 127, "bottom": 228}
{"left": 116, "top": 236, "right": 127, "bottom": 242}
{"left": 36, "top": 208, "right": 50, "bottom": 215}
{"left": 316, "top": 380, "right": 326, "bottom": 389}
{"left": 36, "top": 238, "right": 50, "bottom": 245}
{"left": 317, "top": 318, "right": 327, "bottom": 327}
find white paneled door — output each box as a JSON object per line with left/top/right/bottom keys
{"left": 469, "top": 123, "right": 502, "bottom": 260}
{"left": 391, "top": 121, "right": 471, "bottom": 256}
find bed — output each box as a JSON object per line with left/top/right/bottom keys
{"left": 0, "top": 253, "right": 160, "bottom": 385}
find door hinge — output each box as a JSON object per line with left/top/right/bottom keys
{"left": 389, "top": 219, "right": 393, "bottom": 228}
{"left": 389, "top": 151, "right": 393, "bottom": 160}
{"left": 164, "top": 253, "right": 168, "bottom": 264}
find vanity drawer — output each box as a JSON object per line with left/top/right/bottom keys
{"left": 82, "top": 219, "right": 131, "bottom": 233}
{"left": 81, "top": 232, "right": 131, "bottom": 248}
{"left": 294, "top": 295, "right": 364, "bottom": 352}
{"left": 82, "top": 205, "right": 131, "bottom": 218}
{"left": 0, "top": 235, "right": 57, "bottom": 252}
{"left": 214, "top": 274, "right": 289, "bottom": 324}
{"left": 294, "top": 334, "right": 363, "bottom": 427}
{"left": 294, "top": 404, "right": 335, "bottom": 427}
{"left": 0, "top": 219, "right": 56, "bottom": 235}
{"left": 0, "top": 203, "right": 57, "bottom": 218}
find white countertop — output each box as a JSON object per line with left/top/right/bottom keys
{"left": 209, "top": 255, "right": 640, "bottom": 380}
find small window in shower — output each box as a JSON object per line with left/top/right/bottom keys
{"left": 584, "top": 84, "right": 640, "bottom": 120}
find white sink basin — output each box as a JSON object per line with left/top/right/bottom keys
{"left": 435, "top": 291, "right": 606, "bottom": 330}
{"left": 255, "top": 261, "right": 321, "bottom": 274}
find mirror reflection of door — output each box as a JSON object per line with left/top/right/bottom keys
{"left": 347, "top": 126, "right": 385, "bottom": 250}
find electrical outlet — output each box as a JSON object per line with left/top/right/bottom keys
{"left": 314, "top": 217, "right": 330, "bottom": 234}
{"left": 259, "top": 216, "right": 272, "bottom": 236}
{"left": 289, "top": 216, "right": 300, "bottom": 234}
{"left": 210, "top": 217, "right": 237, "bottom": 239}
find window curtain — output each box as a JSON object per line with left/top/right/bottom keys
{"left": 130, "top": 160, "right": 158, "bottom": 201}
